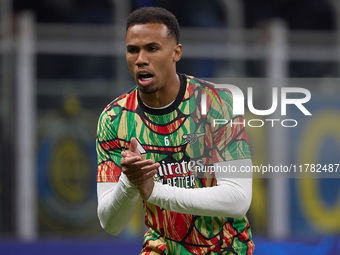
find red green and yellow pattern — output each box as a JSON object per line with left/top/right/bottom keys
{"left": 96, "top": 74, "right": 254, "bottom": 254}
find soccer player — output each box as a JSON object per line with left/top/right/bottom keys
{"left": 96, "top": 7, "right": 254, "bottom": 254}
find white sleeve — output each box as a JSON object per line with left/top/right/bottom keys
{"left": 97, "top": 173, "right": 140, "bottom": 235}
{"left": 147, "top": 159, "right": 252, "bottom": 219}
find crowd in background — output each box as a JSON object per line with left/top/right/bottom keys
{"left": 12, "top": 0, "right": 336, "bottom": 78}
{"left": 13, "top": 0, "right": 335, "bottom": 29}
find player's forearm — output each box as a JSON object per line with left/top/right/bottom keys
{"left": 148, "top": 180, "right": 251, "bottom": 218}
{"left": 97, "top": 174, "right": 140, "bottom": 235}
{"left": 147, "top": 159, "right": 252, "bottom": 219}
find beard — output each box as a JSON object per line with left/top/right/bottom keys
{"left": 138, "top": 86, "right": 159, "bottom": 94}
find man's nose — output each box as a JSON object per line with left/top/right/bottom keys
{"left": 135, "top": 50, "right": 149, "bottom": 66}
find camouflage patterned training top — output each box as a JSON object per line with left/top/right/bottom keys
{"left": 96, "top": 73, "right": 254, "bottom": 255}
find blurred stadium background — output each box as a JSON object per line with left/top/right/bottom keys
{"left": 0, "top": 0, "right": 340, "bottom": 254}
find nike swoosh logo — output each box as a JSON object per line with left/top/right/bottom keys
{"left": 136, "top": 139, "right": 147, "bottom": 154}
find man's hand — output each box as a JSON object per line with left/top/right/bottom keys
{"left": 121, "top": 138, "right": 159, "bottom": 201}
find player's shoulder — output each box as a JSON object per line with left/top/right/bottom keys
{"left": 100, "top": 86, "right": 138, "bottom": 116}
{"left": 185, "top": 74, "right": 215, "bottom": 89}
{"left": 185, "top": 74, "right": 230, "bottom": 92}
{"left": 184, "top": 74, "right": 232, "bottom": 103}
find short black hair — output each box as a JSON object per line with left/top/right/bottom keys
{"left": 126, "top": 7, "right": 180, "bottom": 43}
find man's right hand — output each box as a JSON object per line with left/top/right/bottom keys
{"left": 120, "top": 138, "right": 159, "bottom": 188}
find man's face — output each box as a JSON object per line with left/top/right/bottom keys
{"left": 126, "top": 23, "right": 182, "bottom": 94}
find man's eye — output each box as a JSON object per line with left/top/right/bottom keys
{"left": 149, "top": 47, "right": 158, "bottom": 52}
{"left": 128, "top": 48, "right": 138, "bottom": 53}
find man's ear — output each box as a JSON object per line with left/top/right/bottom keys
{"left": 173, "top": 44, "right": 182, "bottom": 62}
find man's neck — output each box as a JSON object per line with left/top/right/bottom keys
{"left": 139, "top": 74, "right": 180, "bottom": 108}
